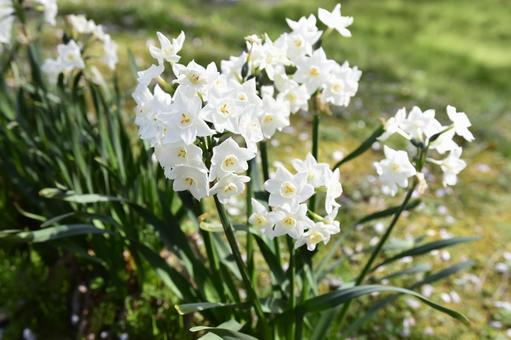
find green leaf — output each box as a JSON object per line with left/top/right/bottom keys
{"left": 175, "top": 302, "right": 249, "bottom": 315}
{"left": 253, "top": 234, "right": 286, "bottom": 285}
{"left": 346, "top": 261, "right": 474, "bottom": 336}
{"left": 135, "top": 243, "right": 197, "bottom": 301}
{"left": 297, "top": 284, "right": 469, "bottom": 325}
{"left": 0, "top": 224, "right": 109, "bottom": 243}
{"left": 411, "top": 260, "right": 475, "bottom": 288}
{"left": 200, "top": 221, "right": 224, "bottom": 233}
{"left": 379, "top": 263, "right": 432, "bottom": 281}
{"left": 333, "top": 125, "right": 384, "bottom": 169}
{"left": 39, "top": 188, "right": 124, "bottom": 203}
{"left": 355, "top": 199, "right": 421, "bottom": 225}
{"left": 190, "top": 326, "right": 257, "bottom": 340}
{"left": 373, "top": 236, "right": 481, "bottom": 270}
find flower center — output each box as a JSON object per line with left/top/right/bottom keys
{"left": 253, "top": 214, "right": 267, "bottom": 227}
{"left": 184, "top": 177, "right": 194, "bottom": 186}
{"left": 391, "top": 161, "right": 401, "bottom": 172}
{"left": 262, "top": 113, "right": 273, "bottom": 124}
{"left": 309, "top": 66, "right": 320, "bottom": 77}
{"left": 223, "top": 183, "right": 237, "bottom": 193}
{"left": 219, "top": 103, "right": 231, "bottom": 117}
{"left": 294, "top": 38, "right": 303, "bottom": 48}
{"left": 286, "top": 92, "right": 297, "bottom": 103}
{"left": 188, "top": 72, "right": 201, "bottom": 85}
{"left": 238, "top": 93, "right": 247, "bottom": 102}
{"left": 308, "top": 231, "right": 323, "bottom": 245}
{"left": 280, "top": 181, "right": 297, "bottom": 198}
{"left": 222, "top": 154, "right": 238, "bottom": 172}
{"left": 180, "top": 113, "right": 192, "bottom": 127}
{"left": 331, "top": 82, "right": 343, "bottom": 93}
{"left": 177, "top": 147, "right": 187, "bottom": 159}
{"left": 282, "top": 216, "right": 296, "bottom": 229}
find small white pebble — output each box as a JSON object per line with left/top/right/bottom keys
{"left": 475, "top": 163, "right": 491, "bottom": 173}
{"left": 421, "top": 285, "right": 434, "bottom": 298}
{"left": 71, "top": 314, "right": 80, "bottom": 325}
{"left": 441, "top": 292, "right": 452, "bottom": 303}
{"left": 495, "top": 262, "right": 509, "bottom": 273}
{"left": 331, "top": 150, "right": 344, "bottom": 161}
{"left": 489, "top": 320, "right": 502, "bottom": 329}
{"left": 374, "top": 222, "right": 385, "bottom": 234}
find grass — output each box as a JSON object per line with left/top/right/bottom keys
{"left": 2, "top": 0, "right": 510, "bottom": 338}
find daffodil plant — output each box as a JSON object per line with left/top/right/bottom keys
{"left": 0, "top": 1, "right": 477, "bottom": 338}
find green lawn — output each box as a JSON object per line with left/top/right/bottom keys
{"left": 8, "top": 0, "right": 511, "bottom": 337}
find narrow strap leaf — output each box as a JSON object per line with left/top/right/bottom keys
{"left": 297, "top": 284, "right": 469, "bottom": 326}
{"left": 373, "top": 236, "right": 481, "bottom": 270}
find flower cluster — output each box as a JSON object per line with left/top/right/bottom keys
{"left": 249, "top": 154, "right": 342, "bottom": 251}
{"left": 375, "top": 105, "right": 474, "bottom": 195}
{"left": 42, "top": 14, "right": 118, "bottom": 84}
{"left": 1, "top": 0, "right": 57, "bottom": 45}
{"left": 133, "top": 4, "right": 360, "bottom": 207}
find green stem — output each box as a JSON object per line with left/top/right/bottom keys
{"left": 213, "top": 196, "right": 269, "bottom": 335}
{"left": 246, "top": 159, "right": 255, "bottom": 286}
{"left": 312, "top": 112, "right": 320, "bottom": 159}
{"left": 259, "top": 141, "right": 281, "bottom": 265}
{"left": 287, "top": 237, "right": 296, "bottom": 339}
{"left": 335, "top": 180, "right": 418, "bottom": 334}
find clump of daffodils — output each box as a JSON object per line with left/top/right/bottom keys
{"left": 133, "top": 4, "right": 359, "bottom": 251}
{"left": 251, "top": 154, "right": 343, "bottom": 251}
{"left": 1, "top": 0, "right": 57, "bottom": 45}
{"left": 375, "top": 105, "right": 474, "bottom": 196}
{"left": 42, "top": 14, "right": 118, "bottom": 84}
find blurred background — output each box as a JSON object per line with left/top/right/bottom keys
{"left": 1, "top": 0, "right": 510, "bottom": 338}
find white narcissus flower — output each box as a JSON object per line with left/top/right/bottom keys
{"left": 250, "top": 34, "right": 290, "bottom": 80}
{"left": 134, "top": 64, "right": 164, "bottom": 92}
{"left": 259, "top": 94, "right": 290, "bottom": 138}
{"left": 160, "top": 87, "right": 214, "bottom": 145}
{"left": 57, "top": 40, "right": 85, "bottom": 71}
{"left": 134, "top": 85, "right": 171, "bottom": 146}
{"left": 154, "top": 142, "right": 204, "bottom": 169}
{"left": 166, "top": 165, "right": 209, "bottom": 200}
{"left": 294, "top": 48, "right": 336, "bottom": 95}
{"left": 292, "top": 153, "right": 329, "bottom": 188}
{"left": 446, "top": 105, "right": 474, "bottom": 142}
{"left": 172, "top": 60, "right": 219, "bottom": 97}
{"left": 295, "top": 206, "right": 341, "bottom": 251}
{"left": 429, "top": 129, "right": 458, "bottom": 154}
{"left": 42, "top": 58, "right": 63, "bottom": 84}
{"left": 237, "top": 108, "right": 265, "bottom": 152}
{"left": 324, "top": 168, "right": 343, "bottom": 214}
{"left": 211, "top": 173, "right": 250, "bottom": 203}
{"left": 209, "top": 138, "right": 255, "bottom": 181}
{"left": 201, "top": 88, "right": 240, "bottom": 133}
{"left": 318, "top": 3, "right": 354, "bottom": 37}
{"left": 439, "top": 146, "right": 466, "bottom": 187}
{"left": 0, "top": 0, "right": 14, "bottom": 44}
{"left": 322, "top": 61, "right": 361, "bottom": 107}
{"left": 282, "top": 32, "right": 313, "bottom": 63}
{"left": 220, "top": 52, "right": 247, "bottom": 81}
{"left": 400, "top": 106, "right": 441, "bottom": 141}
{"left": 68, "top": 14, "right": 97, "bottom": 34}
{"left": 271, "top": 204, "right": 313, "bottom": 239}
{"left": 286, "top": 15, "right": 322, "bottom": 47}
{"left": 374, "top": 145, "right": 417, "bottom": 196}
{"left": 264, "top": 166, "right": 314, "bottom": 209}
{"left": 275, "top": 76, "right": 309, "bottom": 113}
{"left": 102, "top": 35, "right": 118, "bottom": 70}
{"left": 150, "top": 31, "right": 185, "bottom": 64}
{"left": 379, "top": 108, "right": 408, "bottom": 141}
{"left": 249, "top": 198, "right": 276, "bottom": 235}
{"left": 35, "top": 0, "right": 58, "bottom": 26}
